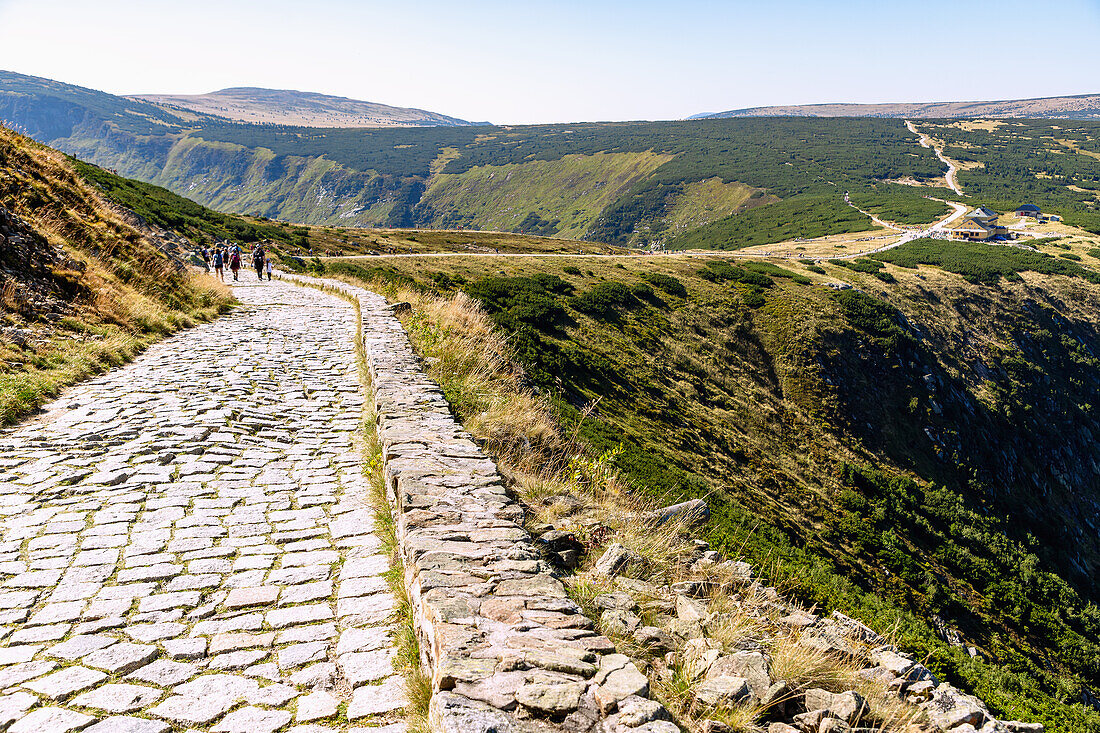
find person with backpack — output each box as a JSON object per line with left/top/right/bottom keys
{"left": 253, "top": 245, "right": 265, "bottom": 280}
{"left": 229, "top": 245, "right": 242, "bottom": 281}
{"left": 212, "top": 247, "right": 224, "bottom": 281}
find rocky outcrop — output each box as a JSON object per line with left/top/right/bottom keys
{"left": 277, "top": 271, "right": 679, "bottom": 732}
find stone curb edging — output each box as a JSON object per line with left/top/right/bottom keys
{"left": 276, "top": 272, "right": 680, "bottom": 733}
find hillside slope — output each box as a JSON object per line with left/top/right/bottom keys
{"left": 694, "top": 93, "right": 1100, "bottom": 120}
{"left": 321, "top": 242, "right": 1100, "bottom": 731}
{"left": 130, "top": 86, "right": 474, "bottom": 127}
{"left": 6, "top": 72, "right": 1100, "bottom": 252}
{"left": 0, "top": 126, "right": 230, "bottom": 423}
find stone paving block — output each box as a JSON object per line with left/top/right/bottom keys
{"left": 9, "top": 623, "right": 70, "bottom": 644}
{"left": 276, "top": 623, "right": 337, "bottom": 645}
{"left": 70, "top": 683, "right": 163, "bottom": 713}
{"left": 297, "top": 689, "right": 339, "bottom": 722}
{"left": 212, "top": 706, "right": 292, "bottom": 733}
{"left": 123, "top": 622, "right": 186, "bottom": 643}
{"left": 247, "top": 683, "right": 298, "bottom": 706}
{"left": 44, "top": 634, "right": 116, "bottom": 660}
{"left": 84, "top": 717, "right": 170, "bottom": 733}
{"left": 162, "top": 637, "right": 207, "bottom": 660}
{"left": 22, "top": 665, "right": 106, "bottom": 698}
{"left": 278, "top": 581, "right": 332, "bottom": 605}
{"left": 8, "top": 706, "right": 94, "bottom": 733}
{"left": 277, "top": 641, "right": 328, "bottom": 669}
{"left": 340, "top": 648, "right": 397, "bottom": 687}
{"left": 0, "top": 644, "right": 41, "bottom": 665}
{"left": 0, "top": 660, "right": 57, "bottom": 687}
{"left": 223, "top": 586, "right": 278, "bottom": 610}
{"left": 84, "top": 642, "right": 158, "bottom": 674}
{"left": 266, "top": 604, "right": 333, "bottom": 628}
{"left": 347, "top": 675, "right": 409, "bottom": 719}
{"left": 209, "top": 631, "right": 274, "bottom": 654}
{"left": 0, "top": 691, "right": 38, "bottom": 729}
{"left": 125, "top": 659, "right": 199, "bottom": 686}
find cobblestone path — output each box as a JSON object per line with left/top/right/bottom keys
{"left": 0, "top": 273, "right": 405, "bottom": 732}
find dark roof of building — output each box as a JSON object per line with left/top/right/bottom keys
{"left": 1016, "top": 203, "right": 1041, "bottom": 212}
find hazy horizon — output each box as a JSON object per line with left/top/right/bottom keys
{"left": 1, "top": 0, "right": 1099, "bottom": 125}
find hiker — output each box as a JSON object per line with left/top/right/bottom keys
{"left": 211, "top": 247, "right": 224, "bottom": 281}
{"left": 200, "top": 245, "right": 210, "bottom": 272}
{"left": 264, "top": 256, "right": 274, "bottom": 280}
{"left": 253, "top": 246, "right": 265, "bottom": 279}
{"left": 229, "top": 246, "right": 242, "bottom": 281}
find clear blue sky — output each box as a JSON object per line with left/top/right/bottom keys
{"left": 1, "top": 0, "right": 1098, "bottom": 124}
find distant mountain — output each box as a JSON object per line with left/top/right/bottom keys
{"left": 692, "top": 94, "right": 1100, "bottom": 120}
{"left": 129, "top": 87, "right": 474, "bottom": 128}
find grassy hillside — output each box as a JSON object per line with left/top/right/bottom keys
{"left": 415, "top": 151, "right": 674, "bottom": 238}
{"left": 319, "top": 241, "right": 1100, "bottom": 731}
{"left": 1, "top": 73, "right": 965, "bottom": 246}
{"left": 0, "top": 126, "right": 231, "bottom": 423}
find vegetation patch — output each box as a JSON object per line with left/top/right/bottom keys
{"left": 872, "top": 238, "right": 1100, "bottom": 284}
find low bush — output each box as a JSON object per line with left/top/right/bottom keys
{"left": 572, "top": 281, "right": 639, "bottom": 320}
{"left": 872, "top": 239, "right": 1100, "bottom": 285}
{"left": 640, "top": 271, "right": 688, "bottom": 297}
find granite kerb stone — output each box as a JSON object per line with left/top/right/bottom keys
{"left": 277, "top": 271, "right": 680, "bottom": 732}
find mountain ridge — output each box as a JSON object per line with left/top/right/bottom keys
{"left": 129, "top": 85, "right": 477, "bottom": 127}
{"left": 692, "top": 93, "right": 1100, "bottom": 119}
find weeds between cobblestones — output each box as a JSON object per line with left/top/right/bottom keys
{"left": 275, "top": 268, "right": 428, "bottom": 733}
{"left": 0, "top": 272, "right": 407, "bottom": 732}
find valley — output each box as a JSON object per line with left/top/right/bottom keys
{"left": 5, "top": 68, "right": 1100, "bottom": 733}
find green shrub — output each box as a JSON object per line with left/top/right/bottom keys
{"left": 563, "top": 265, "right": 583, "bottom": 276}
{"left": 572, "top": 281, "right": 638, "bottom": 319}
{"left": 640, "top": 271, "right": 687, "bottom": 297}
{"left": 872, "top": 239, "right": 1100, "bottom": 285}
{"left": 698, "top": 260, "right": 774, "bottom": 288}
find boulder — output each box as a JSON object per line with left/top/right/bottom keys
{"left": 595, "top": 665, "right": 649, "bottom": 714}
{"left": 760, "top": 680, "right": 790, "bottom": 715}
{"left": 593, "top": 591, "right": 637, "bottom": 612}
{"left": 617, "top": 695, "right": 668, "bottom": 727}
{"left": 768, "top": 724, "right": 800, "bottom": 733}
{"left": 792, "top": 710, "right": 824, "bottom": 732}
{"left": 802, "top": 689, "right": 867, "bottom": 725}
{"left": 644, "top": 499, "right": 709, "bottom": 528}
{"left": 515, "top": 679, "right": 586, "bottom": 715}
{"left": 1004, "top": 723, "right": 1044, "bottom": 733}
{"left": 694, "top": 675, "right": 751, "bottom": 709}
{"left": 708, "top": 651, "right": 772, "bottom": 702}
{"left": 680, "top": 638, "right": 721, "bottom": 680}
{"left": 633, "top": 626, "right": 677, "bottom": 654}
{"left": 921, "top": 684, "right": 988, "bottom": 730}
{"left": 601, "top": 609, "right": 642, "bottom": 637}
{"left": 819, "top": 720, "right": 852, "bottom": 733}
{"left": 675, "top": 594, "right": 709, "bottom": 623}
{"left": 667, "top": 617, "right": 705, "bottom": 642}
{"left": 631, "top": 722, "right": 680, "bottom": 733}
{"left": 829, "top": 691, "right": 868, "bottom": 724}
{"left": 594, "top": 543, "right": 644, "bottom": 577}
